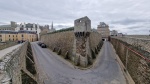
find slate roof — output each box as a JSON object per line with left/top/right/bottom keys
{"left": 0, "top": 30, "right": 36, "bottom": 34}
{"left": 0, "top": 30, "right": 18, "bottom": 34}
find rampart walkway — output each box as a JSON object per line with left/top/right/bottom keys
{"left": 0, "top": 44, "right": 21, "bottom": 59}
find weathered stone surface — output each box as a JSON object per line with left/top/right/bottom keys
{"left": 111, "top": 38, "right": 150, "bottom": 84}
{"left": 74, "top": 16, "right": 92, "bottom": 67}
{"left": 41, "top": 16, "right": 102, "bottom": 67}
{"left": 0, "top": 42, "right": 38, "bottom": 83}
{"left": 41, "top": 31, "right": 74, "bottom": 59}
{"left": 89, "top": 32, "right": 102, "bottom": 51}
{"left": 74, "top": 16, "right": 91, "bottom": 32}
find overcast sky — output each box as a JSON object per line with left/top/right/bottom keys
{"left": 0, "top": 0, "right": 150, "bottom": 35}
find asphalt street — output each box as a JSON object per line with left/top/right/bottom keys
{"left": 31, "top": 41, "right": 126, "bottom": 84}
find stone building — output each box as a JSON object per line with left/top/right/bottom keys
{"left": 74, "top": 16, "right": 91, "bottom": 67}
{"left": 49, "top": 22, "right": 55, "bottom": 32}
{"left": 0, "top": 21, "right": 54, "bottom": 41}
{"left": 110, "top": 30, "right": 118, "bottom": 36}
{"left": 0, "top": 30, "right": 18, "bottom": 42}
{"left": 97, "top": 22, "right": 110, "bottom": 40}
{"left": 16, "top": 23, "right": 41, "bottom": 39}
{"left": 0, "top": 30, "right": 37, "bottom": 42}
{"left": 17, "top": 30, "right": 37, "bottom": 42}
{"left": 0, "top": 21, "right": 17, "bottom": 31}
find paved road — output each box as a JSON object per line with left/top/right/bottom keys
{"left": 31, "top": 41, "right": 126, "bottom": 84}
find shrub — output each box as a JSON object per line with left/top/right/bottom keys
{"left": 57, "top": 48, "right": 61, "bottom": 55}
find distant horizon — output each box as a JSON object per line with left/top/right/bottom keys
{"left": 0, "top": 21, "right": 150, "bottom": 35}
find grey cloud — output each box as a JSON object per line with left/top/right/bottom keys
{"left": 54, "top": 25, "right": 71, "bottom": 29}
{"left": 0, "top": 22, "right": 8, "bottom": 25}
{"left": 111, "top": 18, "right": 149, "bottom": 25}
{"left": 0, "top": 0, "right": 150, "bottom": 35}
{"left": 109, "top": 25, "right": 115, "bottom": 28}
{"left": 125, "top": 25, "right": 145, "bottom": 29}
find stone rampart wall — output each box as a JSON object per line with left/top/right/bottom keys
{"left": 110, "top": 38, "right": 150, "bottom": 84}
{"left": 41, "top": 31, "right": 74, "bottom": 59}
{"left": 90, "top": 32, "right": 102, "bottom": 50}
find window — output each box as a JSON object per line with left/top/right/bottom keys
{"left": 13, "top": 35, "right": 14, "bottom": 37}
{"left": 22, "top": 34, "right": 24, "bottom": 37}
{"left": 20, "top": 28, "right": 23, "bottom": 30}
{"left": 0, "top": 35, "right": 1, "bottom": 37}
{"left": 9, "top": 35, "right": 10, "bottom": 37}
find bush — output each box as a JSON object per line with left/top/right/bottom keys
{"left": 95, "top": 47, "right": 98, "bottom": 54}
{"left": 91, "top": 49, "right": 96, "bottom": 59}
{"left": 53, "top": 47, "right": 56, "bottom": 52}
{"left": 64, "top": 51, "right": 69, "bottom": 59}
{"left": 57, "top": 48, "right": 61, "bottom": 55}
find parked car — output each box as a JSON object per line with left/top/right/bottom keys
{"left": 37, "top": 42, "right": 42, "bottom": 46}
{"left": 41, "top": 43, "right": 47, "bottom": 48}
{"left": 18, "top": 40, "right": 25, "bottom": 44}
{"left": 37, "top": 42, "right": 47, "bottom": 48}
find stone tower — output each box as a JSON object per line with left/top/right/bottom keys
{"left": 97, "top": 22, "right": 110, "bottom": 40}
{"left": 11, "top": 21, "right": 17, "bottom": 28}
{"left": 74, "top": 16, "right": 91, "bottom": 67}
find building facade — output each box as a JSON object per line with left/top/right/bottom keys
{"left": 110, "top": 30, "right": 118, "bottom": 36}
{"left": 0, "top": 21, "right": 17, "bottom": 31}
{"left": 97, "top": 22, "right": 110, "bottom": 39}
{"left": 0, "top": 21, "right": 55, "bottom": 41}
{"left": 17, "top": 30, "right": 37, "bottom": 42}
{"left": 49, "top": 22, "right": 55, "bottom": 32}
{"left": 16, "top": 23, "right": 41, "bottom": 39}
{"left": 0, "top": 31, "right": 18, "bottom": 42}
{"left": 0, "top": 30, "right": 37, "bottom": 42}
{"left": 74, "top": 16, "right": 92, "bottom": 67}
